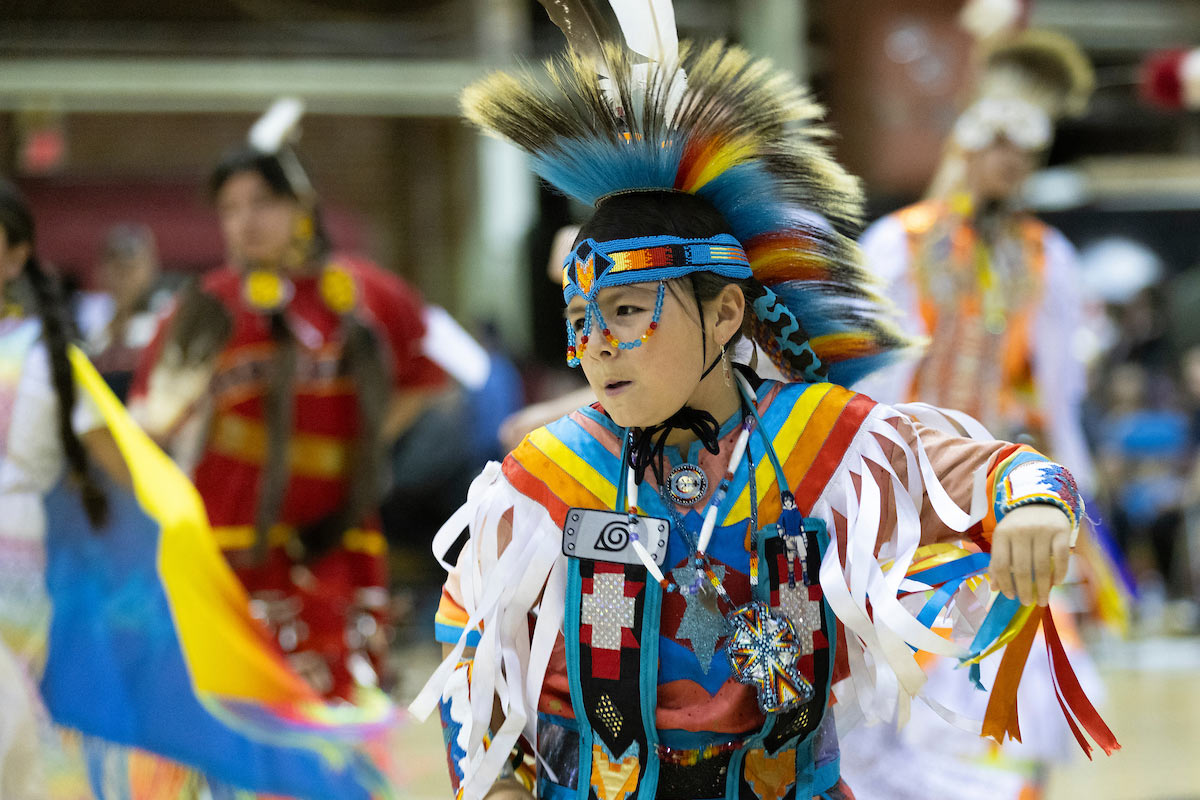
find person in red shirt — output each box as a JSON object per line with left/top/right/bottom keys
{"left": 130, "top": 135, "right": 445, "bottom": 700}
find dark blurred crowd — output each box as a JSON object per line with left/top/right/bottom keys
{"left": 1086, "top": 271, "right": 1200, "bottom": 632}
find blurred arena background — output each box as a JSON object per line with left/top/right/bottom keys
{"left": 3, "top": 1, "right": 1199, "bottom": 797}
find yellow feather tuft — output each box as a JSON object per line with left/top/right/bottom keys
{"left": 682, "top": 134, "right": 758, "bottom": 193}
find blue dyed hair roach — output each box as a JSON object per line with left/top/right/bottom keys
{"left": 463, "top": 41, "right": 913, "bottom": 386}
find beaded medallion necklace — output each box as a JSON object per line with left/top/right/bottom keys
{"left": 621, "top": 375, "right": 815, "bottom": 712}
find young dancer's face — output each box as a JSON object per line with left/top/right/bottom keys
{"left": 566, "top": 280, "right": 743, "bottom": 429}
{"left": 965, "top": 137, "right": 1036, "bottom": 204}
{"left": 215, "top": 171, "right": 303, "bottom": 268}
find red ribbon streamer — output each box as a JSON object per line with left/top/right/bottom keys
{"left": 1043, "top": 611, "right": 1121, "bottom": 758}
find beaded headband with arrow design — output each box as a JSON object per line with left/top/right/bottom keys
{"left": 562, "top": 233, "right": 752, "bottom": 364}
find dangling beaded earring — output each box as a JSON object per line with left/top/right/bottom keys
{"left": 722, "top": 343, "right": 732, "bottom": 387}
{"left": 282, "top": 211, "right": 316, "bottom": 271}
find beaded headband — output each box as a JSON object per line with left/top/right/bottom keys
{"left": 562, "top": 234, "right": 752, "bottom": 301}
{"left": 562, "top": 234, "right": 752, "bottom": 366}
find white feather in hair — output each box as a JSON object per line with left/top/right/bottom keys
{"left": 608, "top": 0, "right": 678, "bottom": 63}
{"left": 248, "top": 97, "right": 305, "bottom": 155}
{"left": 959, "top": 0, "right": 1023, "bottom": 41}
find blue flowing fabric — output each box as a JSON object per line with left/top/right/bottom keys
{"left": 40, "top": 476, "right": 381, "bottom": 800}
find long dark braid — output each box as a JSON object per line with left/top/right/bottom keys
{"left": 338, "top": 315, "right": 389, "bottom": 525}
{"left": 0, "top": 182, "right": 108, "bottom": 527}
{"left": 26, "top": 257, "right": 108, "bottom": 526}
{"left": 253, "top": 312, "right": 297, "bottom": 564}
{"left": 293, "top": 312, "right": 389, "bottom": 562}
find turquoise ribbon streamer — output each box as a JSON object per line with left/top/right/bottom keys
{"left": 907, "top": 552, "right": 990, "bottom": 589}
{"left": 966, "top": 594, "right": 1023, "bottom": 660}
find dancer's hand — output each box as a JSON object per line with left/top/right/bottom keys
{"left": 989, "top": 503, "right": 1073, "bottom": 607}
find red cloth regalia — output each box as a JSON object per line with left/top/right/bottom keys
{"left": 132, "top": 256, "right": 444, "bottom": 699}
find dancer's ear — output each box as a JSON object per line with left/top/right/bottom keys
{"left": 709, "top": 283, "right": 746, "bottom": 348}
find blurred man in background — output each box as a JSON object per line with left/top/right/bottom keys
{"left": 860, "top": 29, "right": 1097, "bottom": 493}
{"left": 75, "top": 223, "right": 172, "bottom": 400}
{"left": 129, "top": 103, "right": 446, "bottom": 700}
{"left": 846, "top": 27, "right": 1108, "bottom": 800}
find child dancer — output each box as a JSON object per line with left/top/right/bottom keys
{"left": 411, "top": 34, "right": 1116, "bottom": 800}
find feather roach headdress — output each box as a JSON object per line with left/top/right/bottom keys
{"left": 462, "top": 39, "right": 911, "bottom": 387}
{"left": 976, "top": 28, "right": 1094, "bottom": 121}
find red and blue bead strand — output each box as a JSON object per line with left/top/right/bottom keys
{"left": 565, "top": 281, "right": 665, "bottom": 365}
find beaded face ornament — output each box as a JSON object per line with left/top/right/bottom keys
{"left": 562, "top": 233, "right": 753, "bottom": 366}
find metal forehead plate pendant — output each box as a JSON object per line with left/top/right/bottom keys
{"left": 667, "top": 463, "right": 708, "bottom": 505}
{"left": 561, "top": 508, "right": 670, "bottom": 566}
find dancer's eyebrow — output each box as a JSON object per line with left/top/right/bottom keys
{"left": 565, "top": 284, "right": 660, "bottom": 318}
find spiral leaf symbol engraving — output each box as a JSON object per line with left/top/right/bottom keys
{"left": 595, "top": 521, "right": 630, "bottom": 552}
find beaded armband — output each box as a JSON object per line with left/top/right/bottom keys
{"left": 995, "top": 460, "right": 1084, "bottom": 542}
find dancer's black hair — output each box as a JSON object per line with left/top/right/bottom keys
{"left": 0, "top": 180, "right": 108, "bottom": 527}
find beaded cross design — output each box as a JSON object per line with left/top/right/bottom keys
{"left": 725, "top": 600, "right": 814, "bottom": 713}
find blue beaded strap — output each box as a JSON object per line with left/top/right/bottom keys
{"left": 752, "top": 286, "right": 826, "bottom": 383}
{"left": 562, "top": 234, "right": 752, "bottom": 303}
{"left": 741, "top": 382, "right": 793, "bottom": 499}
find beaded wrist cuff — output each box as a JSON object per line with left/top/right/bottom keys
{"left": 996, "top": 459, "right": 1084, "bottom": 541}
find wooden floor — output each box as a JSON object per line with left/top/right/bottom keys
{"left": 1045, "top": 636, "right": 1200, "bottom": 800}
{"left": 394, "top": 637, "right": 1200, "bottom": 800}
